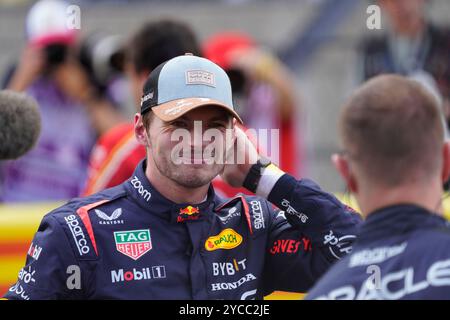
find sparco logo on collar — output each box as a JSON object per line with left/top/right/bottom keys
{"left": 250, "top": 201, "right": 265, "bottom": 230}
{"left": 130, "top": 176, "right": 151, "bottom": 202}
{"left": 64, "top": 215, "right": 90, "bottom": 255}
{"left": 114, "top": 229, "right": 152, "bottom": 260}
{"left": 205, "top": 229, "right": 243, "bottom": 251}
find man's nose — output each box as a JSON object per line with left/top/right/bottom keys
{"left": 188, "top": 121, "right": 209, "bottom": 149}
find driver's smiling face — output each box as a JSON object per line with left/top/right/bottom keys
{"left": 146, "top": 106, "right": 233, "bottom": 188}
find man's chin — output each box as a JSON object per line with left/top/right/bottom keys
{"left": 175, "top": 162, "right": 223, "bottom": 171}
{"left": 172, "top": 175, "right": 213, "bottom": 189}
{"left": 176, "top": 158, "right": 223, "bottom": 167}
{"left": 171, "top": 168, "right": 222, "bottom": 189}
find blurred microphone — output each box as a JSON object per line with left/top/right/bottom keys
{"left": 0, "top": 90, "right": 41, "bottom": 160}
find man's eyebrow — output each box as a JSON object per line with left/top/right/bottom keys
{"left": 180, "top": 114, "right": 230, "bottom": 123}
{"left": 168, "top": 116, "right": 188, "bottom": 123}
{"left": 208, "top": 116, "right": 230, "bottom": 122}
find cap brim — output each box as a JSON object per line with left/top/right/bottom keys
{"left": 152, "top": 97, "right": 243, "bottom": 124}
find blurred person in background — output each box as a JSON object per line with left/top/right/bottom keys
{"left": 204, "top": 32, "right": 305, "bottom": 196}
{"left": 360, "top": 0, "right": 450, "bottom": 125}
{"left": 77, "top": 31, "right": 131, "bottom": 118}
{"left": 307, "top": 75, "right": 450, "bottom": 300}
{"left": 0, "top": 90, "right": 41, "bottom": 161}
{"left": 0, "top": 0, "right": 124, "bottom": 201}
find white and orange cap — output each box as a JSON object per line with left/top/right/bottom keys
{"left": 140, "top": 53, "right": 243, "bottom": 124}
{"left": 26, "top": 0, "right": 77, "bottom": 47}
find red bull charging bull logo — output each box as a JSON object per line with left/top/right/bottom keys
{"left": 177, "top": 206, "right": 200, "bottom": 223}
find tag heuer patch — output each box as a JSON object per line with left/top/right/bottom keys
{"left": 114, "top": 229, "right": 152, "bottom": 260}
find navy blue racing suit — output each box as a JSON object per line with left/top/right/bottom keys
{"left": 307, "top": 205, "right": 450, "bottom": 300}
{"left": 4, "top": 160, "right": 361, "bottom": 300}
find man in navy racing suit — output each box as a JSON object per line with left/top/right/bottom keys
{"left": 4, "top": 55, "right": 361, "bottom": 300}
{"left": 307, "top": 75, "right": 450, "bottom": 300}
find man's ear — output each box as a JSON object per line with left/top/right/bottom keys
{"left": 332, "top": 153, "right": 358, "bottom": 193}
{"left": 134, "top": 113, "right": 150, "bottom": 147}
{"left": 441, "top": 141, "right": 450, "bottom": 183}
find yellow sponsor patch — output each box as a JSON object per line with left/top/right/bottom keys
{"left": 205, "top": 228, "right": 243, "bottom": 251}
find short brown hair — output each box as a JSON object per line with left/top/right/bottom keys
{"left": 142, "top": 111, "right": 154, "bottom": 131}
{"left": 127, "top": 19, "right": 201, "bottom": 73}
{"left": 340, "top": 74, "right": 444, "bottom": 186}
